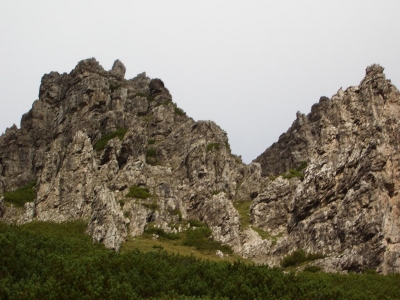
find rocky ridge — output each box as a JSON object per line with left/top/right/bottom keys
{"left": 1, "top": 59, "right": 399, "bottom": 273}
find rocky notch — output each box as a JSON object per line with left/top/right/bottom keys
{"left": 1, "top": 60, "right": 400, "bottom": 273}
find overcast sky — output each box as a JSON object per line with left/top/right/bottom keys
{"left": 1, "top": 1, "right": 400, "bottom": 163}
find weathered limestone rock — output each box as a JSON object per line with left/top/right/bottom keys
{"left": 1, "top": 60, "right": 400, "bottom": 273}
{"left": 110, "top": 59, "right": 126, "bottom": 79}
{"left": 251, "top": 64, "right": 400, "bottom": 273}
{"left": 86, "top": 185, "right": 127, "bottom": 251}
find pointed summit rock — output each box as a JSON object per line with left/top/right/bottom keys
{"left": 110, "top": 59, "right": 126, "bottom": 79}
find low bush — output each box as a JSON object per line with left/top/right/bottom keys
{"left": 183, "top": 227, "right": 233, "bottom": 254}
{"left": 188, "top": 219, "right": 206, "bottom": 228}
{"left": 281, "top": 249, "right": 325, "bottom": 268}
{"left": 282, "top": 169, "right": 304, "bottom": 180}
{"left": 174, "top": 105, "right": 186, "bottom": 116}
{"left": 1, "top": 222, "right": 400, "bottom": 299}
{"left": 94, "top": 128, "right": 127, "bottom": 152}
{"left": 174, "top": 107, "right": 185, "bottom": 116}
{"left": 3, "top": 181, "right": 36, "bottom": 207}
{"left": 271, "top": 161, "right": 308, "bottom": 181}
{"left": 126, "top": 186, "right": 151, "bottom": 199}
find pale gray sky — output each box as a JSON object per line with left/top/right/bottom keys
{"left": 1, "top": 1, "right": 400, "bottom": 163}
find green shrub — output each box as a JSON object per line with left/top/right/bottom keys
{"left": 282, "top": 169, "right": 304, "bottom": 180}
{"left": 94, "top": 128, "right": 127, "bottom": 152}
{"left": 188, "top": 219, "right": 206, "bottom": 228}
{"left": 146, "top": 148, "right": 157, "bottom": 157}
{"left": 3, "top": 181, "right": 36, "bottom": 207}
{"left": 148, "top": 139, "right": 156, "bottom": 145}
{"left": 2, "top": 221, "right": 400, "bottom": 299}
{"left": 206, "top": 143, "right": 220, "bottom": 152}
{"left": 281, "top": 249, "right": 325, "bottom": 268}
{"left": 296, "top": 161, "right": 308, "bottom": 171}
{"left": 118, "top": 200, "right": 125, "bottom": 207}
{"left": 274, "top": 161, "right": 308, "bottom": 181}
{"left": 174, "top": 105, "right": 186, "bottom": 116}
{"left": 182, "top": 227, "right": 233, "bottom": 254}
{"left": 126, "top": 186, "right": 151, "bottom": 199}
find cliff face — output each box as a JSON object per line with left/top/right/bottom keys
{"left": 252, "top": 65, "right": 400, "bottom": 273}
{"left": 1, "top": 60, "right": 399, "bottom": 273}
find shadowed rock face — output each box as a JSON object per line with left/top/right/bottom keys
{"left": 1, "top": 60, "right": 400, "bottom": 273}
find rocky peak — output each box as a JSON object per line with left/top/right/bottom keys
{"left": 1, "top": 60, "right": 400, "bottom": 273}
{"left": 110, "top": 59, "right": 126, "bottom": 79}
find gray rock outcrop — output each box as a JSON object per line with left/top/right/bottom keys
{"left": 1, "top": 60, "right": 400, "bottom": 273}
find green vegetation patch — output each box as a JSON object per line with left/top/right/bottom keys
{"left": 225, "top": 142, "right": 231, "bottom": 152}
{"left": 206, "top": 143, "right": 221, "bottom": 152}
{"left": 188, "top": 219, "right": 207, "bottom": 228}
{"left": 2, "top": 221, "right": 400, "bottom": 299}
{"left": 145, "top": 147, "right": 159, "bottom": 165}
{"left": 251, "top": 227, "right": 282, "bottom": 244}
{"left": 273, "top": 161, "right": 308, "bottom": 181}
{"left": 233, "top": 200, "right": 282, "bottom": 244}
{"left": 173, "top": 103, "right": 186, "bottom": 116}
{"left": 282, "top": 169, "right": 304, "bottom": 180}
{"left": 126, "top": 185, "right": 151, "bottom": 199}
{"left": 94, "top": 127, "right": 127, "bottom": 152}
{"left": 183, "top": 227, "right": 233, "bottom": 254}
{"left": 3, "top": 181, "right": 36, "bottom": 207}
{"left": 233, "top": 200, "right": 251, "bottom": 229}
{"left": 281, "top": 249, "right": 325, "bottom": 268}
